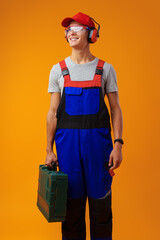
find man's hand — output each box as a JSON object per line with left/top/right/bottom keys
{"left": 108, "top": 143, "right": 123, "bottom": 171}
{"left": 45, "top": 150, "right": 58, "bottom": 168}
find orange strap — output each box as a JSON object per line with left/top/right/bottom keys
{"left": 59, "top": 59, "right": 105, "bottom": 88}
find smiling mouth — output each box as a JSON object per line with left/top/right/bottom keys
{"left": 69, "top": 38, "right": 79, "bottom": 41}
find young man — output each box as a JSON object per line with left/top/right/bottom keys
{"left": 46, "top": 12, "right": 123, "bottom": 240}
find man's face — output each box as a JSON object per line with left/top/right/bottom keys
{"left": 66, "top": 21, "right": 89, "bottom": 49}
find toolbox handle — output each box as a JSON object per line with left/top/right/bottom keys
{"left": 51, "top": 161, "right": 57, "bottom": 171}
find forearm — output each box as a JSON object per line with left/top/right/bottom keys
{"left": 46, "top": 109, "right": 57, "bottom": 153}
{"left": 110, "top": 106, "right": 123, "bottom": 140}
{"left": 107, "top": 92, "right": 123, "bottom": 169}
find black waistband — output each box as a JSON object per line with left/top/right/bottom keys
{"left": 56, "top": 88, "right": 111, "bottom": 131}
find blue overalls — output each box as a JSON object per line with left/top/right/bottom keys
{"left": 55, "top": 59, "right": 114, "bottom": 240}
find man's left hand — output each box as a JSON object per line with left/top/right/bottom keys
{"left": 108, "top": 143, "right": 123, "bottom": 170}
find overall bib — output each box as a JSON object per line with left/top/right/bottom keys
{"left": 55, "top": 59, "right": 113, "bottom": 240}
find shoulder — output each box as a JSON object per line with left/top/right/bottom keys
{"left": 49, "top": 57, "right": 71, "bottom": 79}
{"left": 48, "top": 62, "right": 63, "bottom": 89}
{"left": 100, "top": 60, "right": 117, "bottom": 79}
{"left": 101, "top": 60, "right": 115, "bottom": 74}
{"left": 99, "top": 59, "right": 118, "bottom": 93}
{"left": 49, "top": 62, "right": 61, "bottom": 76}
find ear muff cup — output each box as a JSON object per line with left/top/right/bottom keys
{"left": 88, "top": 28, "right": 98, "bottom": 43}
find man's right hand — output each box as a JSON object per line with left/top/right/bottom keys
{"left": 45, "top": 151, "right": 58, "bottom": 168}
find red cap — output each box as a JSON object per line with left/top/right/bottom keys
{"left": 61, "top": 12, "right": 95, "bottom": 28}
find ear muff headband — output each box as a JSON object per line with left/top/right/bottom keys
{"left": 88, "top": 17, "right": 100, "bottom": 43}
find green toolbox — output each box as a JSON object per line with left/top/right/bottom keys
{"left": 37, "top": 162, "right": 68, "bottom": 222}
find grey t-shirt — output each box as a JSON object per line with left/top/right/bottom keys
{"left": 48, "top": 56, "right": 118, "bottom": 96}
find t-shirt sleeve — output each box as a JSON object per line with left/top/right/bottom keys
{"left": 48, "top": 64, "right": 61, "bottom": 93}
{"left": 105, "top": 64, "right": 118, "bottom": 93}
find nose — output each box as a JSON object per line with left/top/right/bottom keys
{"left": 68, "top": 30, "right": 77, "bottom": 38}
{"left": 69, "top": 29, "right": 76, "bottom": 34}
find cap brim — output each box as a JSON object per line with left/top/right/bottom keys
{"left": 61, "top": 17, "right": 74, "bottom": 27}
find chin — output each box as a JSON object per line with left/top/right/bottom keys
{"left": 70, "top": 43, "right": 79, "bottom": 47}
{"left": 69, "top": 42, "right": 80, "bottom": 48}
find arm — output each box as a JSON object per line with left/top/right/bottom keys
{"left": 45, "top": 92, "right": 61, "bottom": 168}
{"left": 106, "top": 91, "right": 123, "bottom": 170}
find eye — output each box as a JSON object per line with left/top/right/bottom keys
{"left": 65, "top": 26, "right": 84, "bottom": 33}
{"left": 71, "top": 26, "right": 83, "bottom": 32}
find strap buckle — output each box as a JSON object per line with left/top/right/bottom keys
{"left": 62, "top": 68, "right": 69, "bottom": 77}
{"left": 95, "top": 68, "right": 103, "bottom": 75}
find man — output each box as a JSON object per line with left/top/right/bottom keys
{"left": 45, "top": 12, "right": 123, "bottom": 240}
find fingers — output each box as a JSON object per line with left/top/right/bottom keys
{"left": 45, "top": 152, "right": 58, "bottom": 168}
{"left": 108, "top": 154, "right": 113, "bottom": 167}
{"left": 109, "top": 158, "right": 121, "bottom": 170}
{"left": 48, "top": 160, "right": 58, "bottom": 168}
{"left": 46, "top": 161, "right": 59, "bottom": 170}
{"left": 108, "top": 148, "right": 122, "bottom": 171}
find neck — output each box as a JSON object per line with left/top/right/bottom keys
{"left": 70, "top": 46, "right": 95, "bottom": 64}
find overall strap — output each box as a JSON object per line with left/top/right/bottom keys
{"left": 59, "top": 60, "right": 71, "bottom": 82}
{"left": 59, "top": 59, "right": 105, "bottom": 87}
{"left": 93, "top": 59, "right": 105, "bottom": 82}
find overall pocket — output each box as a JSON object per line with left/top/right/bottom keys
{"left": 65, "top": 87, "right": 100, "bottom": 115}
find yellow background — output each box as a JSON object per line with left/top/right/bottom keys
{"left": 1, "top": 0, "right": 160, "bottom": 239}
